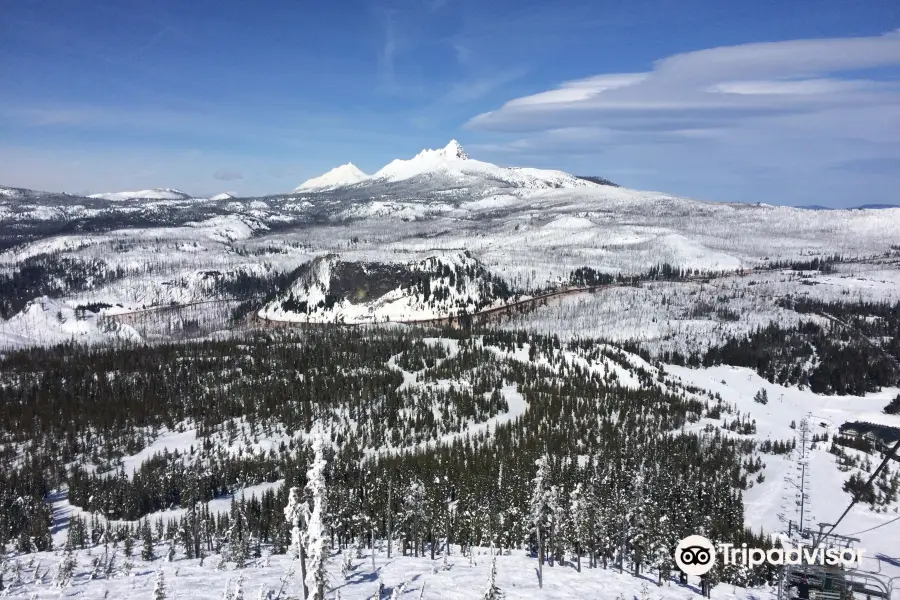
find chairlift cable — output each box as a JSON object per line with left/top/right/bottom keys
{"left": 845, "top": 514, "right": 900, "bottom": 537}
{"left": 825, "top": 439, "right": 900, "bottom": 539}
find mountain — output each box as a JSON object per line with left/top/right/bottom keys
{"left": 258, "top": 251, "right": 515, "bottom": 324}
{"left": 295, "top": 163, "right": 370, "bottom": 191}
{"left": 854, "top": 203, "right": 900, "bottom": 210}
{"left": 210, "top": 192, "right": 236, "bottom": 201}
{"left": 796, "top": 203, "right": 900, "bottom": 211}
{"left": 295, "top": 140, "right": 598, "bottom": 192}
{"left": 88, "top": 188, "right": 193, "bottom": 201}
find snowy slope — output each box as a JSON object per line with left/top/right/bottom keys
{"left": 258, "top": 252, "right": 515, "bottom": 324}
{"left": 664, "top": 362, "right": 900, "bottom": 581}
{"left": 210, "top": 192, "right": 236, "bottom": 201}
{"left": 0, "top": 297, "right": 141, "bottom": 349}
{"left": 88, "top": 188, "right": 193, "bottom": 201}
{"left": 0, "top": 543, "right": 776, "bottom": 600}
{"left": 295, "top": 163, "right": 370, "bottom": 191}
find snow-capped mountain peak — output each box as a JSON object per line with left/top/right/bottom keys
{"left": 371, "top": 140, "right": 595, "bottom": 189}
{"left": 428, "top": 139, "right": 468, "bottom": 160}
{"left": 294, "top": 163, "right": 370, "bottom": 192}
{"left": 292, "top": 140, "right": 596, "bottom": 192}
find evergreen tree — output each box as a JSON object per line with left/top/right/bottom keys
{"left": 153, "top": 570, "right": 166, "bottom": 600}
{"left": 305, "top": 427, "right": 329, "bottom": 600}
{"left": 480, "top": 556, "right": 503, "bottom": 600}
{"left": 528, "top": 456, "right": 550, "bottom": 588}
{"left": 285, "top": 487, "right": 308, "bottom": 599}
{"left": 141, "top": 520, "right": 156, "bottom": 562}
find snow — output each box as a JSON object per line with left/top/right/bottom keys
{"left": 210, "top": 193, "right": 236, "bottom": 201}
{"left": 370, "top": 140, "right": 596, "bottom": 189}
{"left": 185, "top": 214, "right": 268, "bottom": 243}
{"left": 0, "top": 297, "right": 141, "bottom": 350}
{"left": 258, "top": 252, "right": 510, "bottom": 325}
{"left": 88, "top": 188, "right": 193, "bottom": 201}
{"left": 0, "top": 543, "right": 778, "bottom": 600}
{"left": 295, "top": 163, "right": 370, "bottom": 191}
{"left": 663, "top": 362, "right": 900, "bottom": 580}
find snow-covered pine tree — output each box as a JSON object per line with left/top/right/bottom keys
{"left": 124, "top": 529, "right": 134, "bottom": 557}
{"left": 284, "top": 486, "right": 308, "bottom": 599}
{"left": 569, "top": 481, "right": 589, "bottom": 572}
{"left": 229, "top": 497, "right": 249, "bottom": 569}
{"left": 55, "top": 546, "right": 76, "bottom": 587}
{"left": 547, "top": 484, "right": 566, "bottom": 566}
{"left": 402, "top": 478, "right": 426, "bottom": 558}
{"left": 341, "top": 551, "right": 352, "bottom": 579}
{"left": 480, "top": 556, "right": 502, "bottom": 600}
{"left": 527, "top": 455, "right": 550, "bottom": 588}
{"left": 233, "top": 573, "right": 245, "bottom": 600}
{"left": 152, "top": 570, "right": 166, "bottom": 600}
{"left": 179, "top": 513, "right": 194, "bottom": 560}
{"left": 304, "top": 426, "right": 329, "bottom": 600}
{"left": 141, "top": 520, "right": 156, "bottom": 561}
{"left": 649, "top": 512, "right": 675, "bottom": 585}
{"left": 388, "top": 580, "right": 408, "bottom": 599}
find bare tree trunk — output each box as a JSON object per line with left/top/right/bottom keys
{"left": 371, "top": 527, "right": 375, "bottom": 573}
{"left": 577, "top": 541, "right": 581, "bottom": 573}
{"left": 387, "top": 485, "right": 392, "bottom": 559}
{"left": 537, "top": 528, "right": 544, "bottom": 589}
{"left": 298, "top": 544, "right": 309, "bottom": 600}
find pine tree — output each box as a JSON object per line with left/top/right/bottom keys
{"left": 753, "top": 389, "right": 769, "bottom": 405}
{"left": 402, "top": 478, "right": 427, "bottom": 557}
{"left": 229, "top": 497, "right": 249, "bottom": 569}
{"left": 124, "top": 529, "right": 134, "bottom": 557}
{"left": 547, "top": 484, "right": 566, "bottom": 566}
{"left": 388, "top": 580, "right": 408, "bottom": 599}
{"left": 152, "top": 570, "right": 166, "bottom": 600}
{"left": 141, "top": 520, "right": 156, "bottom": 561}
{"left": 305, "top": 427, "right": 329, "bottom": 600}
{"left": 56, "top": 547, "right": 76, "bottom": 587}
{"left": 480, "top": 556, "right": 503, "bottom": 599}
{"left": 284, "top": 486, "right": 308, "bottom": 600}
{"left": 569, "top": 481, "right": 588, "bottom": 572}
{"left": 233, "top": 573, "right": 245, "bottom": 600}
{"left": 528, "top": 456, "right": 550, "bottom": 588}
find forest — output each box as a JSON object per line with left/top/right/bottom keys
{"left": 0, "top": 326, "right": 784, "bottom": 590}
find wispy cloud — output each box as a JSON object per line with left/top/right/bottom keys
{"left": 376, "top": 10, "right": 399, "bottom": 91}
{"left": 213, "top": 168, "right": 243, "bottom": 181}
{"left": 469, "top": 31, "right": 900, "bottom": 132}
{"left": 442, "top": 67, "right": 529, "bottom": 104}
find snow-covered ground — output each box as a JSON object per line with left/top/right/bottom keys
{"left": 0, "top": 542, "right": 777, "bottom": 600}
{"left": 87, "top": 188, "right": 194, "bottom": 201}
{"left": 665, "top": 362, "right": 900, "bottom": 582}
{"left": 500, "top": 264, "right": 900, "bottom": 355}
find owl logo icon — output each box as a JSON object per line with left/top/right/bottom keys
{"left": 675, "top": 535, "right": 716, "bottom": 576}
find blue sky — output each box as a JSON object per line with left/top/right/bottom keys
{"left": 1, "top": 0, "right": 899, "bottom": 206}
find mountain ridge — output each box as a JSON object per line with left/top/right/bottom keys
{"left": 294, "top": 140, "right": 600, "bottom": 192}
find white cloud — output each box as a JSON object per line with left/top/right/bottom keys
{"left": 465, "top": 31, "right": 900, "bottom": 206}
{"left": 468, "top": 31, "right": 900, "bottom": 132}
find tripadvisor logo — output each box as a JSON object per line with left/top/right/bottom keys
{"left": 674, "top": 535, "right": 865, "bottom": 576}
{"left": 675, "top": 535, "right": 717, "bottom": 576}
